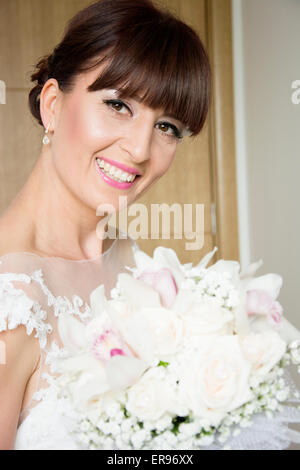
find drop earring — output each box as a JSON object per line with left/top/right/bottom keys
{"left": 42, "top": 122, "right": 51, "bottom": 145}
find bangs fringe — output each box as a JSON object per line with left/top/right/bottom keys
{"left": 86, "top": 15, "right": 211, "bottom": 136}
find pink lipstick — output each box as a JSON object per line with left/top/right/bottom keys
{"left": 97, "top": 156, "right": 142, "bottom": 176}
{"left": 95, "top": 159, "right": 140, "bottom": 190}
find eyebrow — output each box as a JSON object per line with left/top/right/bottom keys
{"left": 115, "top": 89, "right": 192, "bottom": 134}
{"left": 130, "top": 93, "right": 143, "bottom": 103}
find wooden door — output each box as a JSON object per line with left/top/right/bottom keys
{"left": 0, "top": 0, "right": 239, "bottom": 265}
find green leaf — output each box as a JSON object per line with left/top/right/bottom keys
{"left": 158, "top": 360, "right": 170, "bottom": 368}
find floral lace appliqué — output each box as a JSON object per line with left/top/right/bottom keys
{"left": 0, "top": 271, "right": 52, "bottom": 349}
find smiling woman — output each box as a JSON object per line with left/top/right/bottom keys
{"left": 0, "top": 0, "right": 211, "bottom": 451}
{"left": 17, "top": 0, "right": 211, "bottom": 260}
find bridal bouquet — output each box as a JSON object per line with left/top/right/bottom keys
{"left": 48, "top": 246, "right": 300, "bottom": 450}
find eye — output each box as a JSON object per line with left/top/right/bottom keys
{"left": 155, "top": 122, "right": 183, "bottom": 141}
{"left": 103, "top": 99, "right": 132, "bottom": 115}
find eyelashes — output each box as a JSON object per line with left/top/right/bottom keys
{"left": 103, "top": 99, "right": 130, "bottom": 115}
{"left": 102, "top": 99, "right": 183, "bottom": 141}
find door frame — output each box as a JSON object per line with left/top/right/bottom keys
{"left": 205, "top": 0, "right": 240, "bottom": 262}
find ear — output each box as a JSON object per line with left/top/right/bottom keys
{"left": 40, "top": 78, "right": 62, "bottom": 132}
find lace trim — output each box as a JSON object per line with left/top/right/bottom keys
{"left": 31, "top": 269, "right": 92, "bottom": 321}
{"left": 0, "top": 267, "right": 93, "bottom": 351}
{"left": 0, "top": 272, "right": 52, "bottom": 349}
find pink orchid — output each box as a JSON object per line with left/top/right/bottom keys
{"left": 137, "top": 267, "right": 178, "bottom": 309}
{"left": 246, "top": 289, "right": 283, "bottom": 326}
{"left": 91, "top": 328, "right": 132, "bottom": 362}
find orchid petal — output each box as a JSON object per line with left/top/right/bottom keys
{"left": 234, "top": 288, "right": 251, "bottom": 335}
{"left": 107, "top": 305, "right": 156, "bottom": 365}
{"left": 277, "top": 317, "right": 300, "bottom": 344}
{"left": 240, "top": 259, "right": 263, "bottom": 280}
{"left": 105, "top": 355, "right": 148, "bottom": 391}
{"left": 248, "top": 315, "right": 300, "bottom": 344}
{"left": 152, "top": 247, "right": 186, "bottom": 287}
{"left": 246, "top": 274, "right": 282, "bottom": 300}
{"left": 53, "top": 353, "right": 103, "bottom": 377}
{"left": 207, "top": 259, "right": 241, "bottom": 280}
{"left": 72, "top": 376, "right": 111, "bottom": 411}
{"left": 58, "top": 313, "right": 88, "bottom": 354}
{"left": 138, "top": 268, "right": 178, "bottom": 308}
{"left": 171, "top": 288, "right": 197, "bottom": 314}
{"left": 116, "top": 273, "right": 161, "bottom": 309}
{"left": 133, "top": 249, "right": 160, "bottom": 271}
{"left": 195, "top": 246, "right": 218, "bottom": 269}
{"left": 89, "top": 284, "right": 107, "bottom": 317}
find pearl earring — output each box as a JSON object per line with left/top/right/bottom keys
{"left": 42, "top": 122, "right": 51, "bottom": 145}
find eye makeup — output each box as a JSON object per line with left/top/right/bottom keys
{"left": 102, "top": 96, "right": 185, "bottom": 141}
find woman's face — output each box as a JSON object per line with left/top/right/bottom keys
{"left": 45, "top": 64, "right": 185, "bottom": 216}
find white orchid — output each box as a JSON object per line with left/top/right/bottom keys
{"left": 240, "top": 258, "right": 300, "bottom": 343}
{"left": 132, "top": 246, "right": 186, "bottom": 288}
{"left": 52, "top": 284, "right": 148, "bottom": 419}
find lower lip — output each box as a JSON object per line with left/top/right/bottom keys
{"left": 95, "top": 160, "right": 139, "bottom": 190}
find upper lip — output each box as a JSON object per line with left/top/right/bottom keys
{"left": 96, "top": 156, "right": 142, "bottom": 176}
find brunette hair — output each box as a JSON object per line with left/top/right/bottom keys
{"left": 29, "top": 0, "right": 211, "bottom": 136}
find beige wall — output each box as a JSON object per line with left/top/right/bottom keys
{"left": 233, "top": 0, "right": 300, "bottom": 447}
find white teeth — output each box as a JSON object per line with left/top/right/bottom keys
{"left": 96, "top": 158, "right": 137, "bottom": 183}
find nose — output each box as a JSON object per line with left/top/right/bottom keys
{"left": 120, "top": 118, "right": 153, "bottom": 165}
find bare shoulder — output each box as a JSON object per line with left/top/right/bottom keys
{"left": 0, "top": 216, "right": 41, "bottom": 362}
{"left": 0, "top": 325, "right": 40, "bottom": 374}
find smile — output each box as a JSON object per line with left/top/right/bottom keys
{"left": 95, "top": 158, "right": 140, "bottom": 189}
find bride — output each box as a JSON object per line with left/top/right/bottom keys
{"left": 0, "top": 0, "right": 210, "bottom": 449}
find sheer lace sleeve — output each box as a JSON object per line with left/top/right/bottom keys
{"left": 0, "top": 269, "right": 52, "bottom": 347}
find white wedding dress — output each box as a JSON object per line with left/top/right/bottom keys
{"left": 1, "top": 232, "right": 300, "bottom": 450}
{"left": 0, "top": 231, "right": 141, "bottom": 450}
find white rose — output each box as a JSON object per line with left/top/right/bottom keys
{"left": 126, "top": 369, "right": 171, "bottom": 421}
{"left": 180, "top": 297, "right": 234, "bottom": 338}
{"left": 179, "top": 336, "right": 253, "bottom": 427}
{"left": 142, "top": 307, "right": 183, "bottom": 359}
{"left": 239, "top": 330, "right": 287, "bottom": 378}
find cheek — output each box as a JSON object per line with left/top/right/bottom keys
{"left": 67, "top": 102, "right": 86, "bottom": 142}
{"left": 152, "top": 145, "right": 177, "bottom": 177}
{"left": 63, "top": 98, "right": 99, "bottom": 148}
{"left": 50, "top": 97, "right": 104, "bottom": 193}
{"left": 60, "top": 95, "right": 117, "bottom": 154}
